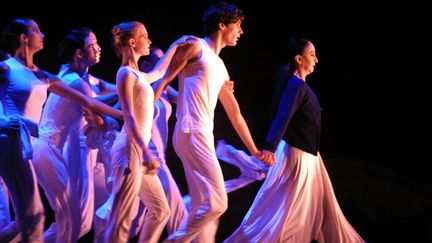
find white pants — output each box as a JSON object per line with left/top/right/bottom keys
{"left": 105, "top": 136, "right": 170, "bottom": 243}
{"left": 32, "top": 138, "right": 81, "bottom": 243}
{"left": 130, "top": 158, "right": 189, "bottom": 239}
{"left": 166, "top": 127, "right": 227, "bottom": 243}
{"left": 0, "top": 134, "right": 45, "bottom": 242}
{"left": 63, "top": 138, "right": 96, "bottom": 238}
{"left": 92, "top": 162, "right": 111, "bottom": 243}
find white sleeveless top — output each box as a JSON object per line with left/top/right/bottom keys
{"left": 176, "top": 38, "right": 229, "bottom": 133}
{"left": 1, "top": 58, "right": 50, "bottom": 124}
{"left": 118, "top": 66, "right": 154, "bottom": 145}
{"left": 38, "top": 69, "right": 92, "bottom": 146}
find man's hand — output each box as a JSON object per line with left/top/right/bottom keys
{"left": 260, "top": 149, "right": 276, "bottom": 166}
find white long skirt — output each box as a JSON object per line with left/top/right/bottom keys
{"left": 224, "top": 140, "right": 364, "bottom": 243}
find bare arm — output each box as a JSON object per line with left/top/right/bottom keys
{"left": 166, "top": 85, "right": 178, "bottom": 104}
{"left": 94, "top": 93, "right": 118, "bottom": 104}
{"left": 89, "top": 75, "right": 118, "bottom": 104}
{"left": 143, "top": 35, "right": 198, "bottom": 83}
{"left": 46, "top": 72, "right": 123, "bottom": 120}
{"left": 97, "top": 78, "right": 117, "bottom": 94}
{"left": 117, "top": 69, "right": 158, "bottom": 173}
{"left": 153, "top": 41, "right": 201, "bottom": 102}
{"left": 218, "top": 84, "right": 261, "bottom": 158}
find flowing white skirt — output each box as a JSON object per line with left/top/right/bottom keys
{"left": 224, "top": 140, "right": 364, "bottom": 243}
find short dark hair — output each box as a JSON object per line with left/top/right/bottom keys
{"left": 202, "top": 2, "right": 244, "bottom": 35}
{"left": 58, "top": 27, "right": 93, "bottom": 63}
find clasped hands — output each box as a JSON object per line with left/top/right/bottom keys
{"left": 253, "top": 149, "right": 275, "bottom": 166}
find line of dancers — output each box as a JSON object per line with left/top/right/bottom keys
{"left": 0, "top": 2, "right": 364, "bottom": 242}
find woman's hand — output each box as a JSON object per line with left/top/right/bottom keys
{"left": 259, "top": 149, "right": 276, "bottom": 166}
{"left": 143, "top": 151, "right": 160, "bottom": 175}
{"left": 172, "top": 35, "right": 199, "bottom": 48}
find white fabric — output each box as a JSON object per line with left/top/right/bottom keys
{"left": 104, "top": 67, "right": 169, "bottom": 243}
{"left": 224, "top": 140, "right": 365, "bottom": 243}
{"left": 32, "top": 138, "right": 81, "bottom": 243}
{"left": 131, "top": 90, "right": 188, "bottom": 238}
{"left": 165, "top": 38, "right": 229, "bottom": 243}
{"left": 176, "top": 38, "right": 228, "bottom": 134}
{"left": 0, "top": 58, "right": 47, "bottom": 242}
{"left": 183, "top": 140, "right": 269, "bottom": 213}
{"left": 167, "top": 128, "right": 227, "bottom": 243}
{"left": 33, "top": 68, "right": 96, "bottom": 242}
{"left": 1, "top": 58, "right": 49, "bottom": 124}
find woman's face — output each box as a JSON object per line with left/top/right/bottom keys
{"left": 298, "top": 41, "right": 318, "bottom": 75}
{"left": 82, "top": 32, "right": 102, "bottom": 67}
{"left": 134, "top": 24, "right": 151, "bottom": 56}
{"left": 25, "top": 20, "right": 45, "bottom": 52}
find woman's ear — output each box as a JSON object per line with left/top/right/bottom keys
{"left": 75, "top": 49, "right": 83, "bottom": 58}
{"left": 295, "top": 54, "right": 302, "bottom": 64}
{"left": 128, "top": 38, "right": 136, "bottom": 47}
{"left": 19, "top": 33, "right": 28, "bottom": 44}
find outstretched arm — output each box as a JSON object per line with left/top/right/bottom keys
{"left": 89, "top": 75, "right": 118, "bottom": 104}
{"left": 46, "top": 72, "right": 123, "bottom": 120}
{"left": 153, "top": 40, "right": 201, "bottom": 102}
{"left": 143, "top": 35, "right": 199, "bottom": 83}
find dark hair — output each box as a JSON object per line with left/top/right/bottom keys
{"left": 202, "top": 2, "right": 244, "bottom": 35}
{"left": 0, "top": 50, "right": 11, "bottom": 61}
{"left": 271, "top": 37, "right": 310, "bottom": 118}
{"left": 58, "top": 27, "right": 93, "bottom": 63}
{"left": 1, "top": 17, "right": 34, "bottom": 53}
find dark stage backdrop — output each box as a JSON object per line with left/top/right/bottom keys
{"left": 1, "top": 1, "right": 429, "bottom": 242}
{"left": 0, "top": 1, "right": 408, "bottom": 160}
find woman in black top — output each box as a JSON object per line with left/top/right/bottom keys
{"left": 225, "top": 38, "right": 364, "bottom": 243}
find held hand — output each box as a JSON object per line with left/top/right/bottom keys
{"left": 260, "top": 150, "right": 276, "bottom": 166}
{"left": 224, "top": 80, "right": 235, "bottom": 93}
{"left": 143, "top": 152, "right": 160, "bottom": 175}
{"left": 83, "top": 108, "right": 105, "bottom": 129}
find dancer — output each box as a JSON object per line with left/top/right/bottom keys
{"left": 224, "top": 37, "right": 364, "bottom": 243}
{"left": 31, "top": 27, "right": 118, "bottom": 242}
{"left": 129, "top": 46, "right": 188, "bottom": 240}
{"left": 0, "top": 17, "right": 122, "bottom": 242}
{"left": 155, "top": 2, "right": 269, "bottom": 242}
{"left": 104, "top": 21, "right": 194, "bottom": 243}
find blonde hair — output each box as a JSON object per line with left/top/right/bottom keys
{"left": 111, "top": 21, "right": 143, "bottom": 57}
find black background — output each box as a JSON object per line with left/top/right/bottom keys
{"left": 1, "top": 1, "right": 430, "bottom": 242}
